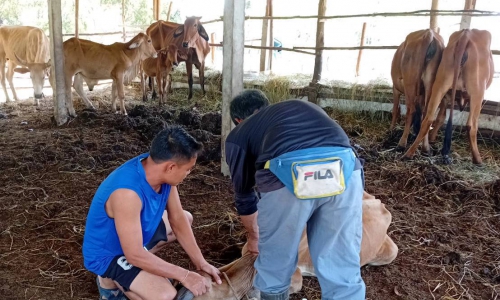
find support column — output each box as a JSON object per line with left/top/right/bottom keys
{"left": 430, "top": 0, "right": 439, "bottom": 32}
{"left": 48, "top": 0, "right": 69, "bottom": 125}
{"left": 221, "top": 0, "right": 245, "bottom": 176}
{"left": 460, "top": 0, "right": 476, "bottom": 30}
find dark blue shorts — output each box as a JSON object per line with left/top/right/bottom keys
{"left": 100, "top": 220, "right": 167, "bottom": 291}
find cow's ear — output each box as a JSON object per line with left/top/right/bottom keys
{"left": 197, "top": 24, "right": 209, "bottom": 42}
{"left": 173, "top": 25, "right": 184, "bottom": 38}
{"left": 14, "top": 67, "right": 30, "bottom": 74}
{"left": 129, "top": 41, "right": 141, "bottom": 49}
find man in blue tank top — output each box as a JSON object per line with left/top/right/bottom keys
{"left": 83, "top": 125, "right": 222, "bottom": 300}
{"left": 226, "top": 90, "right": 366, "bottom": 300}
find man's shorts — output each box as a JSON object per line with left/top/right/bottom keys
{"left": 100, "top": 220, "right": 168, "bottom": 291}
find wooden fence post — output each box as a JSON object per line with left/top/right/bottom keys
{"left": 75, "top": 0, "right": 79, "bottom": 38}
{"left": 460, "top": 0, "right": 476, "bottom": 30}
{"left": 210, "top": 32, "right": 216, "bottom": 65}
{"left": 259, "top": 0, "right": 270, "bottom": 72}
{"left": 268, "top": 0, "right": 273, "bottom": 71}
{"left": 221, "top": 0, "right": 245, "bottom": 176}
{"left": 430, "top": 0, "right": 439, "bottom": 32}
{"left": 166, "top": 1, "right": 173, "bottom": 21}
{"left": 309, "top": 0, "right": 327, "bottom": 104}
{"left": 122, "top": 0, "right": 126, "bottom": 41}
{"left": 355, "top": 22, "right": 366, "bottom": 77}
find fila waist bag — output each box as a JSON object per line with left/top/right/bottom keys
{"left": 263, "top": 147, "right": 356, "bottom": 200}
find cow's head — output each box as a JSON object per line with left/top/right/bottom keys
{"left": 159, "top": 44, "right": 179, "bottom": 68}
{"left": 129, "top": 33, "right": 158, "bottom": 60}
{"left": 173, "top": 16, "right": 209, "bottom": 48}
{"left": 13, "top": 53, "right": 51, "bottom": 100}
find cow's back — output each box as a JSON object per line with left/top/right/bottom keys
{"left": 0, "top": 25, "right": 50, "bottom": 64}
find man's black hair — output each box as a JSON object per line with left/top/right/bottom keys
{"left": 150, "top": 125, "right": 203, "bottom": 163}
{"left": 230, "top": 89, "right": 270, "bottom": 125}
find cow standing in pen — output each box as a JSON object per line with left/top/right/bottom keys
{"left": 0, "top": 25, "right": 51, "bottom": 105}
{"left": 141, "top": 45, "right": 181, "bottom": 105}
{"left": 403, "top": 29, "right": 494, "bottom": 165}
{"left": 62, "top": 33, "right": 157, "bottom": 116}
{"left": 146, "top": 17, "right": 210, "bottom": 101}
{"left": 390, "top": 29, "right": 445, "bottom": 155}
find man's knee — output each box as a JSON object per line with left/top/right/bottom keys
{"left": 184, "top": 210, "right": 193, "bottom": 225}
{"left": 157, "top": 286, "right": 177, "bottom": 300}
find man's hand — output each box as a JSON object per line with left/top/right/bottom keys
{"left": 198, "top": 261, "right": 222, "bottom": 285}
{"left": 181, "top": 270, "right": 211, "bottom": 296}
{"left": 246, "top": 236, "right": 259, "bottom": 254}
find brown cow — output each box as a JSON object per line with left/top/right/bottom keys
{"left": 0, "top": 25, "right": 51, "bottom": 105}
{"left": 146, "top": 17, "right": 210, "bottom": 100}
{"left": 403, "top": 29, "right": 494, "bottom": 165}
{"left": 172, "top": 192, "right": 398, "bottom": 299}
{"left": 62, "top": 33, "right": 157, "bottom": 116}
{"left": 141, "top": 45, "right": 180, "bottom": 105}
{"left": 390, "top": 29, "right": 445, "bottom": 154}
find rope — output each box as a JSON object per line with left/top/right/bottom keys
{"left": 222, "top": 271, "right": 251, "bottom": 300}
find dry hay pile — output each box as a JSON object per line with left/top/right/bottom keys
{"left": 1, "top": 86, "right": 500, "bottom": 300}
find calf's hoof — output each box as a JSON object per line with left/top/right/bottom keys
{"left": 395, "top": 146, "right": 406, "bottom": 153}
{"left": 401, "top": 155, "right": 413, "bottom": 162}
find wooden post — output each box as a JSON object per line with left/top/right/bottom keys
{"left": 309, "top": 0, "right": 327, "bottom": 104}
{"left": 210, "top": 32, "right": 216, "bottom": 64}
{"left": 75, "top": 0, "right": 79, "bottom": 38}
{"left": 122, "top": 0, "right": 126, "bottom": 41}
{"left": 460, "top": 0, "right": 476, "bottom": 30}
{"left": 48, "top": 0, "right": 69, "bottom": 125}
{"left": 221, "top": 0, "right": 245, "bottom": 176}
{"left": 166, "top": 1, "right": 173, "bottom": 21}
{"left": 153, "top": 0, "right": 157, "bottom": 20}
{"left": 430, "top": 0, "right": 439, "bottom": 32}
{"left": 259, "top": 0, "right": 270, "bottom": 72}
{"left": 355, "top": 22, "right": 366, "bottom": 77}
{"left": 157, "top": 0, "right": 161, "bottom": 20}
{"left": 268, "top": 0, "right": 273, "bottom": 71}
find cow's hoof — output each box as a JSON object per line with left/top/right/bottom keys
{"left": 395, "top": 146, "right": 406, "bottom": 153}
{"left": 421, "top": 150, "right": 432, "bottom": 157}
{"left": 442, "top": 155, "right": 452, "bottom": 165}
{"left": 401, "top": 155, "right": 412, "bottom": 162}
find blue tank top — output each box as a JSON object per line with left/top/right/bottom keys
{"left": 82, "top": 153, "right": 171, "bottom": 275}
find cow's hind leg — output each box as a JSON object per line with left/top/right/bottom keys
{"left": 0, "top": 58, "right": 12, "bottom": 102}
{"left": 390, "top": 87, "right": 402, "bottom": 131}
{"left": 466, "top": 85, "right": 485, "bottom": 165}
{"left": 186, "top": 62, "right": 193, "bottom": 100}
{"left": 6, "top": 61, "right": 20, "bottom": 101}
{"left": 73, "top": 73, "right": 96, "bottom": 110}
{"left": 396, "top": 93, "right": 416, "bottom": 152}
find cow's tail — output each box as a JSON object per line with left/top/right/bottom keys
{"left": 412, "top": 30, "right": 434, "bottom": 137}
{"left": 442, "top": 29, "right": 470, "bottom": 158}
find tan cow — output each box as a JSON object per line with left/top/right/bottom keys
{"left": 141, "top": 45, "right": 180, "bottom": 105}
{"left": 403, "top": 29, "right": 494, "bottom": 165}
{"left": 0, "top": 25, "right": 51, "bottom": 105}
{"left": 173, "top": 192, "right": 398, "bottom": 299}
{"left": 62, "top": 33, "right": 157, "bottom": 116}
{"left": 146, "top": 17, "right": 210, "bottom": 100}
{"left": 390, "top": 29, "right": 445, "bottom": 154}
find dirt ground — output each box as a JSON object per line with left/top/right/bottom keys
{"left": 1, "top": 85, "right": 500, "bottom": 300}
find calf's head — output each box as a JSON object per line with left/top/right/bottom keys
{"left": 173, "top": 16, "right": 209, "bottom": 48}
{"left": 159, "top": 44, "right": 180, "bottom": 68}
{"left": 13, "top": 53, "right": 51, "bottom": 100}
{"left": 128, "top": 33, "right": 158, "bottom": 60}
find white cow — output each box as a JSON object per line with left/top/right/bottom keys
{"left": 0, "top": 25, "right": 51, "bottom": 105}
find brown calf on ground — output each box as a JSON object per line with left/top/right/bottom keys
{"left": 403, "top": 29, "right": 494, "bottom": 165}
{"left": 390, "top": 29, "right": 445, "bottom": 154}
{"left": 141, "top": 45, "right": 180, "bottom": 105}
{"left": 172, "top": 192, "right": 398, "bottom": 299}
{"left": 62, "top": 33, "right": 157, "bottom": 116}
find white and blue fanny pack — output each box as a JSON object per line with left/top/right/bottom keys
{"left": 263, "top": 147, "right": 357, "bottom": 200}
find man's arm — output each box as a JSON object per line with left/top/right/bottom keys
{"left": 167, "top": 186, "right": 222, "bottom": 284}
{"left": 225, "top": 142, "right": 260, "bottom": 253}
{"left": 109, "top": 189, "right": 188, "bottom": 280}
